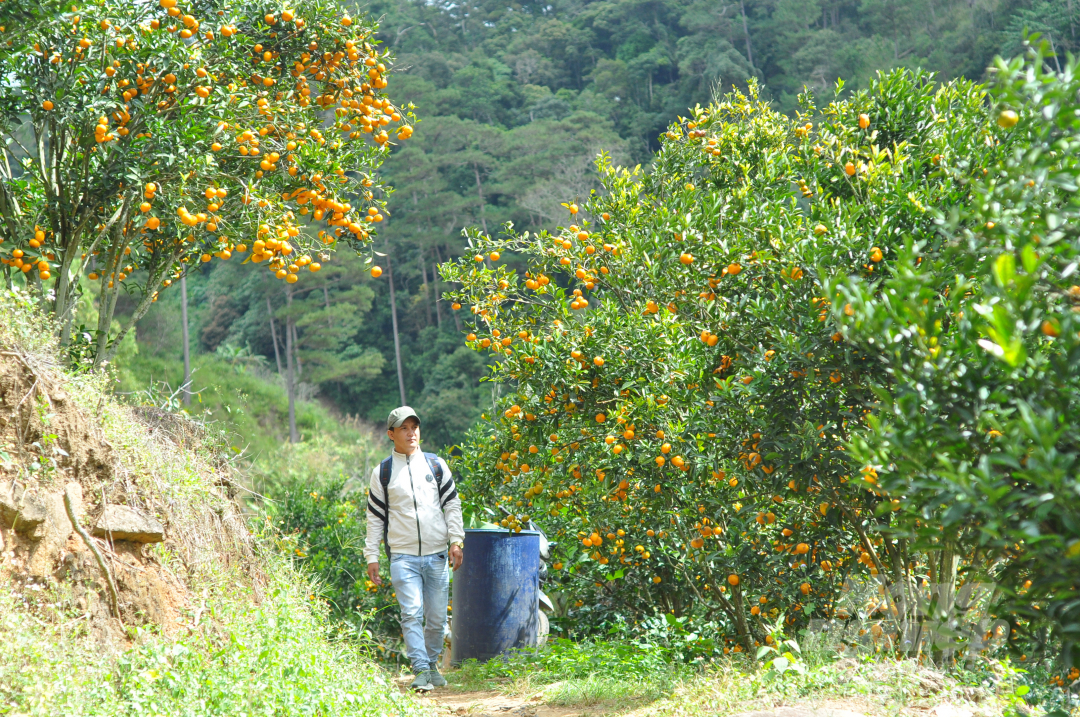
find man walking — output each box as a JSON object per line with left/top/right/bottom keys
{"left": 365, "top": 406, "right": 464, "bottom": 690}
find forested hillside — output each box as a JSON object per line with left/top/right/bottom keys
{"left": 122, "top": 0, "right": 1076, "bottom": 451}
{"left": 371, "top": 0, "right": 1075, "bottom": 152}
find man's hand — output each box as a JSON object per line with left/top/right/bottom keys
{"left": 367, "top": 562, "right": 382, "bottom": 586}
{"left": 449, "top": 544, "right": 464, "bottom": 571}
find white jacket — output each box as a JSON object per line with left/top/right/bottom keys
{"left": 364, "top": 450, "right": 465, "bottom": 563}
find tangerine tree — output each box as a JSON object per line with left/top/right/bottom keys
{"left": 0, "top": 0, "right": 411, "bottom": 367}
{"left": 840, "top": 46, "right": 1080, "bottom": 665}
{"left": 443, "top": 70, "right": 1009, "bottom": 656}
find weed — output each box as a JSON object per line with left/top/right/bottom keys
{"left": 440, "top": 634, "right": 1073, "bottom": 716}
{"left": 542, "top": 675, "right": 671, "bottom": 707}
{"left": 0, "top": 556, "right": 424, "bottom": 717}
{"left": 450, "top": 638, "right": 679, "bottom": 706}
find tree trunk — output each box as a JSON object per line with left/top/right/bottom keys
{"left": 432, "top": 262, "right": 443, "bottom": 328}
{"left": 57, "top": 197, "right": 129, "bottom": 348}
{"left": 285, "top": 286, "right": 299, "bottom": 443}
{"left": 180, "top": 275, "right": 191, "bottom": 406}
{"left": 740, "top": 0, "right": 755, "bottom": 69}
{"left": 55, "top": 257, "right": 77, "bottom": 347}
{"left": 54, "top": 240, "right": 80, "bottom": 348}
{"left": 1048, "top": 36, "right": 1062, "bottom": 73}
{"left": 928, "top": 542, "right": 959, "bottom": 662}
{"left": 267, "top": 296, "right": 283, "bottom": 374}
{"left": 291, "top": 321, "right": 302, "bottom": 378}
{"left": 95, "top": 245, "right": 185, "bottom": 368}
{"left": 420, "top": 246, "right": 433, "bottom": 327}
{"left": 472, "top": 162, "right": 489, "bottom": 235}
{"left": 93, "top": 242, "right": 125, "bottom": 364}
{"left": 732, "top": 582, "right": 753, "bottom": 654}
{"left": 386, "top": 252, "right": 407, "bottom": 406}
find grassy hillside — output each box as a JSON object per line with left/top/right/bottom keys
{"left": 0, "top": 288, "right": 419, "bottom": 716}
{"left": 117, "top": 350, "right": 382, "bottom": 464}
{"left": 1, "top": 568, "right": 421, "bottom": 715}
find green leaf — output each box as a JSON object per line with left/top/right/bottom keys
{"left": 1020, "top": 243, "right": 1039, "bottom": 274}
{"left": 993, "top": 253, "right": 1016, "bottom": 288}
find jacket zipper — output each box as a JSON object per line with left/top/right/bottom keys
{"left": 406, "top": 454, "right": 423, "bottom": 555}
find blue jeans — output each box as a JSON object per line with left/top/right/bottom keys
{"left": 390, "top": 552, "right": 449, "bottom": 672}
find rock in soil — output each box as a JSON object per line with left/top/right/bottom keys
{"left": 92, "top": 505, "right": 164, "bottom": 543}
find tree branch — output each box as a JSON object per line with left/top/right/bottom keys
{"left": 64, "top": 485, "right": 122, "bottom": 623}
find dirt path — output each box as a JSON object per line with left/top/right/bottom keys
{"left": 396, "top": 677, "right": 610, "bottom": 717}
{"left": 409, "top": 686, "right": 588, "bottom": 717}
{"left": 395, "top": 676, "right": 887, "bottom": 717}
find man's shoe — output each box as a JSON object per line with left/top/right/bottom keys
{"left": 427, "top": 668, "right": 447, "bottom": 687}
{"left": 410, "top": 671, "right": 433, "bottom": 691}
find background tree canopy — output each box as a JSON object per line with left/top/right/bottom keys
{"left": 370, "top": 0, "right": 1076, "bottom": 153}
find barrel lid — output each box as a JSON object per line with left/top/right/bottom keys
{"left": 464, "top": 528, "right": 542, "bottom": 535}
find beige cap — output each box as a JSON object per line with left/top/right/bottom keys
{"left": 387, "top": 406, "right": 420, "bottom": 429}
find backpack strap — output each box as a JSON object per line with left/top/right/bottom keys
{"left": 378, "top": 456, "right": 392, "bottom": 562}
{"left": 424, "top": 452, "right": 443, "bottom": 486}
{"left": 425, "top": 452, "right": 457, "bottom": 509}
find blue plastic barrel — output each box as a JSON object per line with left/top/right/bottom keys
{"left": 451, "top": 529, "right": 540, "bottom": 664}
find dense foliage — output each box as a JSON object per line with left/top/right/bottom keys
{"left": 371, "top": 0, "right": 1077, "bottom": 150}
{"left": 444, "top": 48, "right": 1079, "bottom": 670}
{"left": 0, "top": 0, "right": 406, "bottom": 366}
{"left": 841, "top": 51, "right": 1080, "bottom": 663}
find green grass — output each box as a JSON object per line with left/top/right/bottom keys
{"left": 541, "top": 675, "right": 673, "bottom": 708}
{"left": 444, "top": 636, "right": 1074, "bottom": 716}
{"left": 118, "top": 351, "right": 371, "bottom": 460}
{"left": 0, "top": 556, "right": 424, "bottom": 717}
{"left": 449, "top": 638, "right": 679, "bottom": 708}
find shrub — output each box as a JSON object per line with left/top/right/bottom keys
{"left": 839, "top": 46, "right": 1080, "bottom": 666}
{"left": 255, "top": 438, "right": 409, "bottom": 662}
{"left": 442, "top": 49, "right": 1079, "bottom": 669}
{"left": 0, "top": 0, "right": 409, "bottom": 366}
